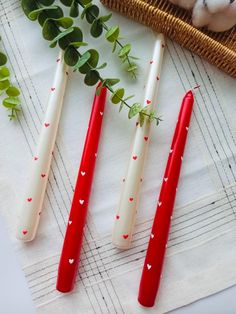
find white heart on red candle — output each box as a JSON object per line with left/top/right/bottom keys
{"left": 164, "top": 178, "right": 168, "bottom": 182}
{"left": 79, "top": 200, "right": 84, "bottom": 205}
{"left": 170, "top": 149, "right": 173, "bottom": 153}
{"left": 81, "top": 171, "right": 86, "bottom": 176}
{"left": 123, "top": 234, "right": 129, "bottom": 239}
{"left": 69, "top": 259, "right": 74, "bottom": 264}
{"left": 186, "top": 126, "right": 189, "bottom": 131}
{"left": 68, "top": 220, "right": 72, "bottom": 225}
{"left": 181, "top": 156, "right": 183, "bottom": 161}
{"left": 95, "top": 153, "right": 97, "bottom": 157}
{"left": 158, "top": 201, "right": 162, "bottom": 207}
{"left": 147, "top": 264, "right": 152, "bottom": 270}
{"left": 22, "top": 230, "right": 28, "bottom": 235}
{"left": 100, "top": 111, "right": 103, "bottom": 116}
{"left": 150, "top": 233, "right": 154, "bottom": 239}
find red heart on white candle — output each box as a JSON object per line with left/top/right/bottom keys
{"left": 144, "top": 136, "right": 148, "bottom": 141}
{"left": 123, "top": 234, "right": 129, "bottom": 239}
{"left": 56, "top": 58, "right": 60, "bottom": 63}
{"left": 44, "top": 123, "right": 50, "bottom": 128}
{"left": 51, "top": 87, "right": 55, "bottom": 91}
{"left": 150, "top": 60, "right": 154, "bottom": 64}
{"left": 69, "top": 259, "right": 74, "bottom": 264}
{"left": 156, "top": 76, "right": 160, "bottom": 80}
{"left": 34, "top": 156, "right": 38, "bottom": 161}
{"left": 133, "top": 155, "right": 137, "bottom": 160}
{"left": 22, "top": 230, "right": 28, "bottom": 235}
{"left": 129, "top": 197, "right": 134, "bottom": 202}
{"left": 146, "top": 100, "right": 151, "bottom": 105}
{"left": 41, "top": 174, "right": 46, "bottom": 178}
{"left": 116, "top": 215, "right": 120, "bottom": 220}
{"left": 27, "top": 198, "right": 32, "bottom": 202}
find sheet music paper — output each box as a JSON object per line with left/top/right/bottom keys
{"left": 0, "top": 0, "right": 236, "bottom": 313}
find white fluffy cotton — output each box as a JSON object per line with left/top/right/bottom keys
{"left": 169, "top": 0, "right": 236, "bottom": 31}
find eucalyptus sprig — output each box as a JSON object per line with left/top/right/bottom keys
{"left": 59, "top": 0, "right": 138, "bottom": 78}
{"left": 0, "top": 42, "right": 21, "bottom": 120}
{"left": 21, "top": 0, "right": 161, "bottom": 126}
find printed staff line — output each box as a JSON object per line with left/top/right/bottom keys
{"left": 171, "top": 41, "right": 235, "bottom": 208}
{"left": 171, "top": 199, "right": 236, "bottom": 229}
{"left": 190, "top": 52, "right": 236, "bottom": 181}
{"left": 169, "top": 211, "right": 235, "bottom": 242}
{"left": 180, "top": 45, "right": 236, "bottom": 186}
{"left": 26, "top": 214, "right": 236, "bottom": 299}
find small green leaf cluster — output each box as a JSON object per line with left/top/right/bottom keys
{"left": 21, "top": 0, "right": 161, "bottom": 126}
{"left": 0, "top": 46, "right": 21, "bottom": 120}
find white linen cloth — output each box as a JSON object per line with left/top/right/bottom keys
{"left": 0, "top": 0, "right": 236, "bottom": 313}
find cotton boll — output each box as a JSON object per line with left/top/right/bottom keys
{"left": 192, "top": 0, "right": 212, "bottom": 27}
{"left": 205, "top": 0, "right": 230, "bottom": 14}
{"left": 207, "top": 12, "right": 236, "bottom": 31}
{"left": 169, "top": 0, "right": 196, "bottom": 10}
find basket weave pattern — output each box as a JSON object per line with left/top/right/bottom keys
{"left": 101, "top": 0, "right": 236, "bottom": 77}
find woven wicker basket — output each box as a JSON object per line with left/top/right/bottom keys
{"left": 101, "top": 0, "right": 236, "bottom": 78}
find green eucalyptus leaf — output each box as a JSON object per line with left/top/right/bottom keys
{"left": 0, "top": 67, "right": 10, "bottom": 81}
{"left": 86, "top": 5, "right": 99, "bottom": 23}
{"left": 99, "top": 13, "right": 112, "bottom": 22}
{"left": 139, "top": 112, "right": 145, "bottom": 127}
{"left": 127, "top": 64, "right": 138, "bottom": 72}
{"left": 42, "top": 19, "right": 60, "bottom": 41}
{"left": 112, "top": 41, "right": 117, "bottom": 53}
{"left": 78, "top": 49, "right": 99, "bottom": 74}
{"left": 84, "top": 70, "right": 100, "bottom": 86}
{"left": 28, "top": 6, "right": 59, "bottom": 20}
{"left": 0, "top": 52, "right": 7, "bottom": 66}
{"left": 38, "top": 7, "right": 64, "bottom": 26}
{"left": 54, "top": 17, "right": 73, "bottom": 28}
{"left": 90, "top": 19, "right": 103, "bottom": 38}
{"left": 21, "top": 0, "right": 38, "bottom": 20}
{"left": 148, "top": 110, "right": 155, "bottom": 123}
{"left": 118, "top": 44, "right": 131, "bottom": 58}
{"left": 0, "top": 79, "right": 10, "bottom": 91}
{"left": 6, "top": 86, "right": 20, "bottom": 97}
{"left": 64, "top": 46, "right": 79, "bottom": 66}
{"left": 58, "top": 26, "right": 83, "bottom": 50}
{"left": 128, "top": 103, "right": 141, "bottom": 119}
{"left": 103, "top": 78, "right": 120, "bottom": 87}
{"left": 70, "top": 1, "right": 79, "bottom": 17}
{"left": 69, "top": 41, "right": 88, "bottom": 48}
{"left": 105, "top": 25, "right": 119, "bottom": 43}
{"left": 95, "top": 62, "right": 107, "bottom": 70}
{"left": 79, "top": 0, "right": 92, "bottom": 5}
{"left": 60, "top": 0, "right": 73, "bottom": 6}
{"left": 3, "top": 96, "right": 20, "bottom": 108}
{"left": 111, "top": 88, "right": 124, "bottom": 104}
{"left": 75, "top": 51, "right": 91, "bottom": 70}
{"left": 49, "top": 27, "right": 74, "bottom": 47}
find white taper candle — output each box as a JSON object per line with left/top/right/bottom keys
{"left": 16, "top": 51, "right": 69, "bottom": 241}
{"left": 112, "top": 34, "right": 165, "bottom": 249}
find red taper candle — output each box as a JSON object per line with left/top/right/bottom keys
{"left": 138, "top": 90, "right": 194, "bottom": 307}
{"left": 56, "top": 84, "right": 107, "bottom": 292}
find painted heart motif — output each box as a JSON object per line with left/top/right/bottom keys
{"left": 133, "top": 155, "right": 137, "bottom": 160}
{"left": 158, "top": 201, "right": 162, "bottom": 207}
{"left": 164, "top": 178, "right": 168, "bottom": 182}
{"left": 44, "top": 123, "right": 50, "bottom": 128}
{"left": 181, "top": 156, "right": 183, "bottom": 161}
{"left": 27, "top": 198, "right": 32, "bottom": 202}
{"left": 68, "top": 220, "right": 72, "bottom": 225}
{"left": 129, "top": 197, "right": 134, "bottom": 202}
{"left": 186, "top": 126, "right": 189, "bottom": 131}
{"left": 123, "top": 234, "right": 129, "bottom": 239}
{"left": 100, "top": 111, "right": 103, "bottom": 116}
{"left": 150, "top": 60, "right": 154, "bottom": 64}
{"left": 147, "top": 264, "right": 152, "bottom": 270}
{"left": 51, "top": 87, "right": 55, "bottom": 92}
{"left": 22, "top": 230, "right": 28, "bottom": 235}
{"left": 56, "top": 58, "right": 60, "bottom": 63}
{"left": 79, "top": 199, "right": 84, "bottom": 205}
{"left": 81, "top": 171, "right": 86, "bottom": 176}
{"left": 41, "top": 173, "right": 46, "bottom": 178}
{"left": 34, "top": 156, "right": 38, "bottom": 161}
{"left": 150, "top": 233, "right": 154, "bottom": 239}
{"left": 156, "top": 76, "right": 160, "bottom": 81}
{"left": 122, "top": 178, "right": 125, "bottom": 182}
{"left": 95, "top": 153, "right": 97, "bottom": 158}
{"left": 162, "top": 43, "right": 165, "bottom": 48}
{"left": 69, "top": 259, "right": 74, "bottom": 264}
{"left": 144, "top": 136, "right": 148, "bottom": 141}
{"left": 170, "top": 149, "right": 173, "bottom": 154}
{"left": 66, "top": 71, "right": 69, "bottom": 76}
{"left": 146, "top": 99, "right": 151, "bottom": 105}
{"left": 116, "top": 215, "right": 120, "bottom": 220}
{"left": 140, "top": 178, "right": 143, "bottom": 182}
